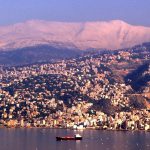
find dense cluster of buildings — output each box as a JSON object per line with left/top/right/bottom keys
{"left": 0, "top": 47, "right": 150, "bottom": 130}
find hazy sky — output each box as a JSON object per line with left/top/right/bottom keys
{"left": 0, "top": 0, "right": 150, "bottom": 26}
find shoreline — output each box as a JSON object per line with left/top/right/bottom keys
{"left": 1, "top": 126, "right": 150, "bottom": 132}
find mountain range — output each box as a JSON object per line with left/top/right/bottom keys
{"left": 0, "top": 20, "right": 150, "bottom": 51}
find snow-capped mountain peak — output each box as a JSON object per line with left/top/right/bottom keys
{"left": 0, "top": 20, "right": 150, "bottom": 51}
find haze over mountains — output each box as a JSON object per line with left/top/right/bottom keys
{"left": 0, "top": 20, "right": 150, "bottom": 51}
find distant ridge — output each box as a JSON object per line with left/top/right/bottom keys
{"left": 0, "top": 20, "right": 150, "bottom": 51}
{"left": 0, "top": 45, "right": 82, "bottom": 66}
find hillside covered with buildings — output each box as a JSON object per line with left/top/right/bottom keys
{"left": 0, "top": 43, "right": 150, "bottom": 130}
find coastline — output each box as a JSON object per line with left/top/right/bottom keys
{"left": 1, "top": 125, "right": 150, "bottom": 132}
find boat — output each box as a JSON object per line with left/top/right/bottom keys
{"left": 56, "top": 134, "right": 82, "bottom": 141}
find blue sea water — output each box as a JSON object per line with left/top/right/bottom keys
{"left": 0, "top": 128, "right": 149, "bottom": 150}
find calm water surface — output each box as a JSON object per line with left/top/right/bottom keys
{"left": 0, "top": 128, "right": 149, "bottom": 150}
